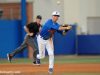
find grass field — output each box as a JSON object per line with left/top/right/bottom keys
{"left": 0, "top": 55, "right": 100, "bottom": 64}
{"left": 0, "top": 55, "right": 100, "bottom": 75}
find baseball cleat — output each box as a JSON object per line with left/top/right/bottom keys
{"left": 33, "top": 61, "right": 40, "bottom": 66}
{"left": 48, "top": 68, "right": 53, "bottom": 74}
{"left": 36, "top": 59, "right": 41, "bottom": 65}
{"left": 7, "top": 53, "right": 12, "bottom": 63}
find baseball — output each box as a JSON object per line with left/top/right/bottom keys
{"left": 57, "top": 0, "right": 61, "bottom": 5}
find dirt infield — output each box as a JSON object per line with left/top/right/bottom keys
{"left": 0, "top": 63, "right": 100, "bottom": 75}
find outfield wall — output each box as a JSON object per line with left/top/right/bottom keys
{"left": 0, "top": 20, "right": 23, "bottom": 58}
{"left": 0, "top": 20, "right": 77, "bottom": 58}
{"left": 78, "top": 35, "right": 100, "bottom": 55}
{"left": 0, "top": 20, "right": 100, "bottom": 58}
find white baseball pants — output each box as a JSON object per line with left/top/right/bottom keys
{"left": 37, "top": 35, "right": 54, "bottom": 69}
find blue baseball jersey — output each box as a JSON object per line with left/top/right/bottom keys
{"left": 40, "top": 19, "right": 60, "bottom": 40}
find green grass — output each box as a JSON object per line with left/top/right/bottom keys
{"left": 55, "top": 57, "right": 100, "bottom": 64}
{"left": 0, "top": 55, "right": 100, "bottom": 64}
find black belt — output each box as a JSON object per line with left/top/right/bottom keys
{"left": 40, "top": 36, "right": 49, "bottom": 40}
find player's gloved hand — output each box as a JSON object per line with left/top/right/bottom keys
{"left": 62, "top": 24, "right": 72, "bottom": 29}
{"left": 67, "top": 25, "right": 72, "bottom": 30}
{"left": 61, "top": 24, "right": 72, "bottom": 35}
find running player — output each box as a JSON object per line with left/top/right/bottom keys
{"left": 7, "top": 15, "right": 42, "bottom": 65}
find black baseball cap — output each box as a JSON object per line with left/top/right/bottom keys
{"left": 36, "top": 15, "right": 42, "bottom": 19}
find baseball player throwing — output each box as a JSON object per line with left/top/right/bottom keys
{"left": 37, "top": 11, "right": 72, "bottom": 73}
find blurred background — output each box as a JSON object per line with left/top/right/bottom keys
{"left": 0, "top": 0, "right": 100, "bottom": 59}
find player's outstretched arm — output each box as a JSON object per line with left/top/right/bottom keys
{"left": 58, "top": 25, "right": 72, "bottom": 30}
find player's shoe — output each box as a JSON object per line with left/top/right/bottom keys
{"left": 33, "top": 61, "right": 37, "bottom": 65}
{"left": 36, "top": 59, "right": 41, "bottom": 66}
{"left": 48, "top": 68, "right": 53, "bottom": 74}
{"left": 7, "top": 53, "right": 12, "bottom": 63}
{"left": 33, "top": 60, "right": 40, "bottom": 66}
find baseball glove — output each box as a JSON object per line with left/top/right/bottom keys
{"left": 61, "top": 24, "right": 72, "bottom": 35}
